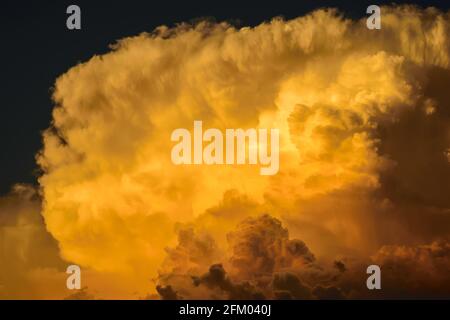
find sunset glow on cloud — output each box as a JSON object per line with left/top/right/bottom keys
{"left": 1, "top": 5, "right": 450, "bottom": 299}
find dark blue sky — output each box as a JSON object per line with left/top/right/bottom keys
{"left": 0, "top": 0, "right": 449, "bottom": 194}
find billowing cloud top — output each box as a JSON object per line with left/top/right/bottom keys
{"left": 19, "top": 5, "right": 450, "bottom": 298}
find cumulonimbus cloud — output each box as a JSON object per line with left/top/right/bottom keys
{"left": 29, "top": 5, "right": 450, "bottom": 298}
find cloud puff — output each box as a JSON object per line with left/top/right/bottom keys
{"left": 157, "top": 215, "right": 450, "bottom": 299}
{"left": 159, "top": 226, "right": 222, "bottom": 277}
{"left": 371, "top": 240, "right": 450, "bottom": 298}
{"left": 227, "top": 214, "right": 315, "bottom": 280}
{"left": 272, "top": 272, "right": 312, "bottom": 299}
{"left": 157, "top": 215, "right": 333, "bottom": 299}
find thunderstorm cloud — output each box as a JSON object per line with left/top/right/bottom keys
{"left": 2, "top": 5, "right": 449, "bottom": 298}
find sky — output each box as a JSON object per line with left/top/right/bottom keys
{"left": 1, "top": 1, "right": 450, "bottom": 300}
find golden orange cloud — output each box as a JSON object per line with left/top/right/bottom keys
{"left": 13, "top": 5, "right": 448, "bottom": 298}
